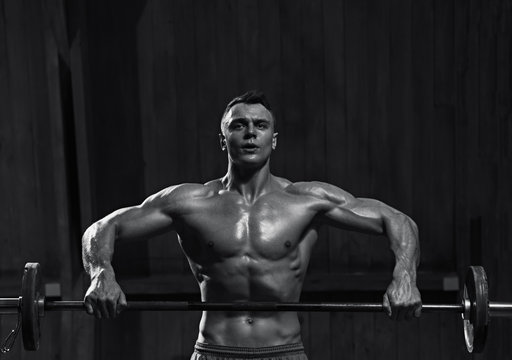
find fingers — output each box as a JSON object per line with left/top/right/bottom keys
{"left": 84, "top": 292, "right": 126, "bottom": 319}
{"left": 383, "top": 294, "right": 422, "bottom": 321}
{"left": 84, "top": 297, "right": 94, "bottom": 315}
{"left": 118, "top": 291, "right": 128, "bottom": 315}
{"left": 383, "top": 294, "right": 392, "bottom": 317}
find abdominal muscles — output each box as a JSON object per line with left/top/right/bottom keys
{"left": 195, "top": 254, "right": 307, "bottom": 347}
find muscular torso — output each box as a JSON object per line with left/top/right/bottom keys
{"left": 168, "top": 178, "right": 326, "bottom": 347}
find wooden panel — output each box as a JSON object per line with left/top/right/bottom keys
{"left": 2, "top": 0, "right": 512, "bottom": 358}
{"left": 323, "top": 0, "right": 350, "bottom": 273}
{"left": 137, "top": 0, "right": 184, "bottom": 277}
{"left": 236, "top": 0, "right": 259, "bottom": 90}
{"left": 194, "top": 0, "right": 223, "bottom": 183}
{"left": 302, "top": 0, "right": 329, "bottom": 274}
{"left": 366, "top": 0, "right": 395, "bottom": 269}
{"left": 278, "top": 0, "right": 305, "bottom": 181}
{"left": 343, "top": 0, "right": 372, "bottom": 272}
{"left": 172, "top": 0, "right": 200, "bottom": 185}
{"left": 257, "top": 0, "right": 282, "bottom": 169}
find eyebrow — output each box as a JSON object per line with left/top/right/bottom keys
{"left": 230, "top": 118, "right": 270, "bottom": 123}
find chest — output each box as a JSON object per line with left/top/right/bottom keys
{"left": 175, "top": 193, "right": 319, "bottom": 258}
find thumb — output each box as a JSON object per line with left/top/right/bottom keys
{"left": 383, "top": 293, "right": 392, "bottom": 317}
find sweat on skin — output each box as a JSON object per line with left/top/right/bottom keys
{"left": 82, "top": 95, "right": 421, "bottom": 350}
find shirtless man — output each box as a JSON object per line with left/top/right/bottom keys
{"left": 82, "top": 90, "right": 422, "bottom": 360}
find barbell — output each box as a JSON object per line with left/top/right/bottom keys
{"left": 1, "top": 263, "right": 511, "bottom": 354}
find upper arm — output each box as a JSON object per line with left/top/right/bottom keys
{"left": 99, "top": 186, "right": 180, "bottom": 241}
{"left": 301, "top": 182, "right": 405, "bottom": 235}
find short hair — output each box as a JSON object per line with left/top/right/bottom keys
{"left": 221, "top": 90, "right": 276, "bottom": 131}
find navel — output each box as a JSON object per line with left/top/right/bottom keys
{"left": 208, "top": 241, "right": 214, "bottom": 248}
{"left": 284, "top": 241, "right": 292, "bottom": 248}
{"left": 246, "top": 317, "right": 254, "bottom": 325}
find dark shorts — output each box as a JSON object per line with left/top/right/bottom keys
{"left": 190, "top": 341, "right": 308, "bottom": 360}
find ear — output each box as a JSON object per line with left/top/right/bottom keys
{"left": 272, "top": 132, "right": 278, "bottom": 150}
{"left": 219, "top": 133, "right": 227, "bottom": 151}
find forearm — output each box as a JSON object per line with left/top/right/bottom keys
{"left": 384, "top": 213, "right": 420, "bottom": 282}
{"left": 82, "top": 220, "right": 117, "bottom": 279}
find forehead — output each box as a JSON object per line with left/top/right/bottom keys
{"left": 223, "top": 103, "right": 273, "bottom": 123}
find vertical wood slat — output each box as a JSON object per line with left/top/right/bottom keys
{"left": 278, "top": 0, "right": 305, "bottom": 182}
{"left": 353, "top": 314, "right": 374, "bottom": 360}
{"left": 138, "top": 0, "right": 183, "bottom": 277}
{"left": 172, "top": 0, "right": 199, "bottom": 185}
{"left": 41, "top": 0, "right": 81, "bottom": 358}
{"left": 257, "top": 0, "right": 282, "bottom": 171}
{"left": 374, "top": 315, "right": 398, "bottom": 360}
{"left": 432, "top": 0, "right": 456, "bottom": 269}
{"left": 302, "top": 0, "right": 329, "bottom": 274}
{"left": 194, "top": 0, "right": 222, "bottom": 183}
{"left": 236, "top": 0, "right": 259, "bottom": 91}
{"left": 366, "top": 0, "right": 395, "bottom": 269}
{"left": 388, "top": 0, "right": 414, "bottom": 216}
{"left": 215, "top": 1, "right": 239, "bottom": 111}
{"left": 343, "top": 0, "right": 373, "bottom": 272}
{"left": 323, "top": 0, "right": 350, "bottom": 273}
{"left": 0, "top": 0, "right": 74, "bottom": 358}
{"left": 330, "top": 313, "right": 355, "bottom": 360}
{"left": 3, "top": 0, "right": 41, "bottom": 269}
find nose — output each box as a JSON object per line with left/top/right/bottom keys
{"left": 244, "top": 123, "right": 256, "bottom": 138}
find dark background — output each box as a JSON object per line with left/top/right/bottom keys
{"left": 0, "top": 0, "right": 511, "bottom": 359}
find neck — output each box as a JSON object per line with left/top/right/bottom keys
{"left": 222, "top": 160, "right": 273, "bottom": 203}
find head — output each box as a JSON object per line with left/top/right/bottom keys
{"left": 219, "top": 90, "right": 278, "bottom": 168}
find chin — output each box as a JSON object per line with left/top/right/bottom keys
{"left": 233, "top": 156, "right": 269, "bottom": 168}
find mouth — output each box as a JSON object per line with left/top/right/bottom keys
{"left": 241, "top": 144, "right": 259, "bottom": 152}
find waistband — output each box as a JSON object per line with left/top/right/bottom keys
{"left": 194, "top": 341, "right": 305, "bottom": 358}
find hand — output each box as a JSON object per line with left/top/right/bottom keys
{"left": 84, "top": 270, "right": 127, "bottom": 319}
{"left": 383, "top": 274, "right": 422, "bottom": 320}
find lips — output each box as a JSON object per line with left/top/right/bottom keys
{"left": 240, "top": 144, "right": 259, "bottom": 153}
{"left": 241, "top": 143, "right": 259, "bottom": 149}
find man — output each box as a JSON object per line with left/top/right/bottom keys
{"left": 82, "top": 90, "right": 422, "bottom": 360}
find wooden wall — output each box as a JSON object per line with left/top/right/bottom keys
{"left": 1, "top": 0, "right": 511, "bottom": 359}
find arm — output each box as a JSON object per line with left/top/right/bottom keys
{"left": 82, "top": 186, "right": 178, "bottom": 318}
{"left": 305, "top": 182, "right": 421, "bottom": 319}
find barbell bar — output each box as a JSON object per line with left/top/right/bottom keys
{"left": 1, "top": 263, "right": 511, "bottom": 354}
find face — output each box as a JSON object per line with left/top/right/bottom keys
{"left": 219, "top": 103, "right": 278, "bottom": 168}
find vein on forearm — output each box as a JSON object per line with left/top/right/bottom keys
{"left": 82, "top": 220, "right": 117, "bottom": 278}
{"left": 383, "top": 212, "right": 420, "bottom": 281}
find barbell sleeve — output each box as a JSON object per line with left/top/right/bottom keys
{"left": 489, "top": 302, "right": 512, "bottom": 317}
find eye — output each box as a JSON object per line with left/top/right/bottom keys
{"left": 230, "top": 123, "right": 244, "bottom": 130}
{"left": 256, "top": 122, "right": 269, "bottom": 129}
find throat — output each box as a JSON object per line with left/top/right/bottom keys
{"left": 222, "top": 165, "right": 274, "bottom": 203}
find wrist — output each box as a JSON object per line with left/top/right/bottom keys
{"left": 392, "top": 263, "right": 417, "bottom": 284}
{"left": 89, "top": 263, "right": 115, "bottom": 281}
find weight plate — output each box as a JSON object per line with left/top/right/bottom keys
{"left": 463, "top": 266, "right": 489, "bottom": 353}
{"left": 21, "top": 262, "right": 42, "bottom": 351}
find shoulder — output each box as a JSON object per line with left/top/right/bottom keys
{"left": 143, "top": 181, "right": 220, "bottom": 207}
{"left": 285, "top": 181, "right": 354, "bottom": 205}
